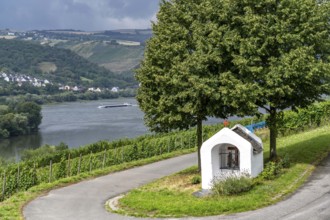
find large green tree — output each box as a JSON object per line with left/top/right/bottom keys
{"left": 202, "top": 0, "right": 330, "bottom": 159}
{"left": 138, "top": 0, "right": 330, "bottom": 164}
{"left": 15, "top": 102, "right": 42, "bottom": 132}
{"left": 0, "top": 113, "right": 28, "bottom": 137}
{"left": 136, "top": 0, "right": 256, "bottom": 170}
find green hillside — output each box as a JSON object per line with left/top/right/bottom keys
{"left": 55, "top": 40, "right": 144, "bottom": 73}
{"left": 0, "top": 39, "right": 133, "bottom": 88}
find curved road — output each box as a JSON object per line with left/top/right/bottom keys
{"left": 24, "top": 153, "right": 330, "bottom": 220}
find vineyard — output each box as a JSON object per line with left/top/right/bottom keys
{"left": 0, "top": 101, "right": 330, "bottom": 202}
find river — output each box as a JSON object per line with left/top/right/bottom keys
{"left": 0, "top": 98, "right": 229, "bottom": 162}
{"left": 0, "top": 98, "right": 149, "bottom": 161}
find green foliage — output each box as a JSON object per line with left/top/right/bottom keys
{"left": 2, "top": 89, "right": 135, "bottom": 105}
{"left": 261, "top": 162, "right": 282, "bottom": 180}
{"left": 21, "top": 143, "right": 68, "bottom": 161}
{"left": 138, "top": 0, "right": 330, "bottom": 163}
{"left": 136, "top": 0, "right": 257, "bottom": 170}
{"left": 211, "top": 172, "right": 253, "bottom": 196}
{"left": 260, "top": 154, "right": 291, "bottom": 181}
{"left": 0, "top": 162, "right": 38, "bottom": 199}
{"left": 0, "top": 101, "right": 42, "bottom": 138}
{"left": 0, "top": 113, "right": 28, "bottom": 136}
{"left": 55, "top": 156, "right": 67, "bottom": 179}
{"left": 0, "top": 105, "right": 8, "bottom": 115}
{"left": 203, "top": 0, "right": 330, "bottom": 159}
{"left": 0, "top": 39, "right": 133, "bottom": 90}
{"left": 136, "top": 0, "right": 256, "bottom": 133}
{"left": 0, "top": 129, "right": 9, "bottom": 138}
{"left": 14, "top": 101, "right": 42, "bottom": 131}
{"left": 0, "top": 158, "right": 7, "bottom": 167}
{"left": 280, "top": 154, "right": 291, "bottom": 169}
{"left": 277, "top": 101, "right": 330, "bottom": 136}
{"left": 191, "top": 175, "right": 201, "bottom": 185}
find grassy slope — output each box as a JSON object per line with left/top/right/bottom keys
{"left": 57, "top": 41, "right": 144, "bottom": 73}
{"left": 0, "top": 125, "right": 329, "bottom": 219}
{"left": 116, "top": 126, "right": 330, "bottom": 218}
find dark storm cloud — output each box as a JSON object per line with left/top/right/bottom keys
{"left": 0, "top": 0, "right": 159, "bottom": 30}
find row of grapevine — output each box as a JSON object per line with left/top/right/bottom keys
{"left": 277, "top": 101, "right": 330, "bottom": 136}
{"left": 0, "top": 132, "right": 197, "bottom": 201}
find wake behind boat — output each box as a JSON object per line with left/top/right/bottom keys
{"left": 98, "top": 103, "right": 132, "bottom": 108}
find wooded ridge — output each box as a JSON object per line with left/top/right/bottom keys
{"left": 0, "top": 39, "right": 134, "bottom": 89}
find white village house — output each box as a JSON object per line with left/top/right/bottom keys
{"left": 111, "top": 87, "right": 119, "bottom": 92}
{"left": 201, "top": 124, "right": 263, "bottom": 190}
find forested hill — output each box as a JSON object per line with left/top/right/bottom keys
{"left": 0, "top": 39, "right": 134, "bottom": 88}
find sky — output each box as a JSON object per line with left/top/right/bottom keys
{"left": 0, "top": 0, "right": 160, "bottom": 31}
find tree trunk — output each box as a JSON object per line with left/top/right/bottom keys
{"left": 269, "top": 106, "right": 278, "bottom": 160}
{"left": 197, "top": 118, "right": 203, "bottom": 172}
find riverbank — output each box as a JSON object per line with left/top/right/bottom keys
{"left": 1, "top": 89, "right": 136, "bottom": 106}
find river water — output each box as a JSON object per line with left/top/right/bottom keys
{"left": 0, "top": 98, "right": 149, "bottom": 161}
{"left": 0, "top": 97, "right": 228, "bottom": 161}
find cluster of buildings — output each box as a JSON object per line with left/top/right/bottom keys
{"left": 0, "top": 30, "right": 47, "bottom": 41}
{"left": 0, "top": 72, "right": 50, "bottom": 87}
{"left": 0, "top": 71, "right": 121, "bottom": 93}
{"left": 59, "top": 85, "right": 120, "bottom": 93}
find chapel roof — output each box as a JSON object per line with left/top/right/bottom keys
{"left": 232, "top": 126, "right": 263, "bottom": 154}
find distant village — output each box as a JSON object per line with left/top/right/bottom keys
{"left": 0, "top": 28, "right": 138, "bottom": 94}
{"left": 0, "top": 71, "right": 120, "bottom": 93}
{"left": 0, "top": 29, "right": 43, "bottom": 41}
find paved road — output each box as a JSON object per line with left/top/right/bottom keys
{"left": 24, "top": 153, "right": 197, "bottom": 220}
{"left": 24, "top": 153, "right": 330, "bottom": 220}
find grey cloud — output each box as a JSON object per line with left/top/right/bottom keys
{"left": 103, "top": 0, "right": 159, "bottom": 18}
{"left": 0, "top": 0, "right": 159, "bottom": 30}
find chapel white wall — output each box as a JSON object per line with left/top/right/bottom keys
{"left": 201, "top": 126, "right": 263, "bottom": 190}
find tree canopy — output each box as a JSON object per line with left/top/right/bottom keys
{"left": 137, "top": 0, "right": 256, "bottom": 169}
{"left": 15, "top": 102, "right": 42, "bottom": 132}
{"left": 201, "top": 0, "right": 330, "bottom": 158}
{"left": 137, "top": 0, "right": 330, "bottom": 167}
{"left": 0, "top": 101, "right": 42, "bottom": 138}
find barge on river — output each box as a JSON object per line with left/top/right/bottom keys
{"left": 98, "top": 103, "right": 132, "bottom": 108}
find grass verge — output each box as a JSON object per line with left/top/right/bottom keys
{"left": 0, "top": 148, "right": 195, "bottom": 220}
{"left": 115, "top": 126, "right": 330, "bottom": 218}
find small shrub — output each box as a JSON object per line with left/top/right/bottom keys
{"left": 280, "top": 154, "right": 291, "bottom": 168}
{"left": 252, "top": 176, "right": 263, "bottom": 186}
{"left": 211, "top": 172, "right": 253, "bottom": 196}
{"left": 191, "top": 175, "right": 201, "bottom": 185}
{"left": 261, "top": 161, "right": 282, "bottom": 180}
